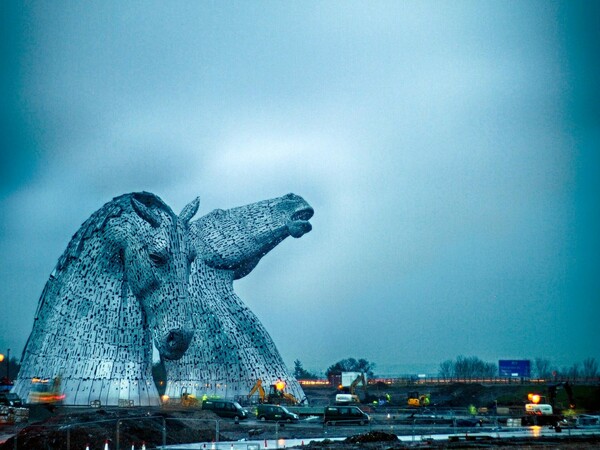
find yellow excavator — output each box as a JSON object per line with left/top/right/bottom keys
{"left": 181, "top": 389, "right": 200, "bottom": 407}
{"left": 248, "top": 379, "right": 299, "bottom": 405}
{"left": 161, "top": 388, "right": 201, "bottom": 408}
{"left": 407, "top": 391, "right": 430, "bottom": 407}
{"left": 337, "top": 372, "right": 368, "bottom": 402}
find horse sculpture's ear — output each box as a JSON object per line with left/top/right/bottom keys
{"left": 131, "top": 197, "right": 161, "bottom": 228}
{"left": 180, "top": 197, "right": 200, "bottom": 224}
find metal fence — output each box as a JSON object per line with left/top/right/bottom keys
{"left": 0, "top": 416, "right": 531, "bottom": 450}
{"left": 5, "top": 409, "right": 600, "bottom": 449}
{"left": 300, "top": 376, "right": 600, "bottom": 386}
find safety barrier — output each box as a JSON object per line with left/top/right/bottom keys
{"left": 5, "top": 412, "right": 599, "bottom": 449}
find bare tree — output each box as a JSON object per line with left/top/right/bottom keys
{"left": 582, "top": 358, "right": 598, "bottom": 378}
{"left": 438, "top": 360, "right": 453, "bottom": 378}
{"left": 438, "top": 356, "right": 497, "bottom": 378}
{"left": 534, "top": 357, "right": 552, "bottom": 378}
{"left": 567, "top": 362, "right": 581, "bottom": 379}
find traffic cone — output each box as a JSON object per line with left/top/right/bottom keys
{"left": 141, "top": 442, "right": 146, "bottom": 450}
{"left": 85, "top": 445, "right": 90, "bottom": 450}
{"left": 104, "top": 439, "right": 110, "bottom": 450}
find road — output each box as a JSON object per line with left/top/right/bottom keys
{"left": 161, "top": 423, "right": 600, "bottom": 450}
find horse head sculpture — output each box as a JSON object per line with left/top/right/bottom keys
{"left": 13, "top": 192, "right": 198, "bottom": 406}
{"left": 123, "top": 193, "right": 198, "bottom": 359}
{"left": 198, "top": 192, "right": 314, "bottom": 278}
{"left": 164, "top": 193, "right": 313, "bottom": 403}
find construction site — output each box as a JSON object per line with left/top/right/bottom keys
{"left": 2, "top": 375, "right": 599, "bottom": 449}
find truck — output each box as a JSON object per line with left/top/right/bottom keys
{"left": 522, "top": 382, "right": 575, "bottom": 431}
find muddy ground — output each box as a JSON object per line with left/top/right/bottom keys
{"left": 302, "top": 433, "right": 600, "bottom": 449}
{"left": 1, "top": 383, "right": 599, "bottom": 449}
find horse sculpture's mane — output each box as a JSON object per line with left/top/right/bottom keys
{"left": 54, "top": 192, "right": 174, "bottom": 274}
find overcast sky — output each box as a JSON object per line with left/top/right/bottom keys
{"left": 1, "top": 1, "right": 598, "bottom": 376}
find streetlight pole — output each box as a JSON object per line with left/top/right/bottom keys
{"left": 6, "top": 349, "right": 10, "bottom": 381}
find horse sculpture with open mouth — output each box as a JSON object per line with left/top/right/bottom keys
{"left": 12, "top": 192, "right": 198, "bottom": 406}
{"left": 164, "top": 193, "right": 313, "bottom": 403}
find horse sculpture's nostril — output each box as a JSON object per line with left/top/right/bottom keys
{"left": 160, "top": 329, "right": 193, "bottom": 360}
{"left": 291, "top": 207, "right": 314, "bottom": 221}
{"left": 167, "top": 331, "right": 177, "bottom": 347}
{"left": 167, "top": 330, "right": 187, "bottom": 348}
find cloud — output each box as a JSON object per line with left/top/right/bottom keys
{"left": 1, "top": 1, "right": 598, "bottom": 374}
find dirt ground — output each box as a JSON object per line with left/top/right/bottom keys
{"left": 0, "top": 407, "right": 232, "bottom": 449}
{"left": 1, "top": 383, "right": 599, "bottom": 449}
{"left": 300, "top": 434, "right": 600, "bottom": 450}
{"left": 309, "top": 381, "right": 600, "bottom": 411}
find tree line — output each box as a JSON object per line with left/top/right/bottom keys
{"left": 294, "top": 357, "right": 376, "bottom": 380}
{"left": 1, "top": 353, "right": 597, "bottom": 388}
{"left": 294, "top": 355, "right": 599, "bottom": 379}
{"left": 438, "top": 355, "right": 598, "bottom": 379}
{"left": 532, "top": 357, "right": 598, "bottom": 379}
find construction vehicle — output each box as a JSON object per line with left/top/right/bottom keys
{"left": 248, "top": 379, "right": 265, "bottom": 402}
{"left": 248, "top": 379, "right": 299, "bottom": 405}
{"left": 28, "top": 377, "right": 65, "bottom": 404}
{"left": 335, "top": 393, "right": 360, "bottom": 404}
{"left": 161, "top": 388, "right": 203, "bottom": 408}
{"left": 522, "top": 381, "right": 575, "bottom": 430}
{"left": 407, "top": 391, "right": 430, "bottom": 407}
{"left": 181, "top": 389, "right": 200, "bottom": 407}
{"left": 337, "top": 372, "right": 368, "bottom": 403}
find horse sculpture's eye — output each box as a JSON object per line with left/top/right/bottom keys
{"left": 149, "top": 253, "right": 168, "bottom": 266}
{"left": 187, "top": 249, "right": 197, "bottom": 264}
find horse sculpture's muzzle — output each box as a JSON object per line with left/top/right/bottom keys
{"left": 287, "top": 205, "right": 314, "bottom": 238}
{"left": 157, "top": 329, "right": 194, "bottom": 360}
